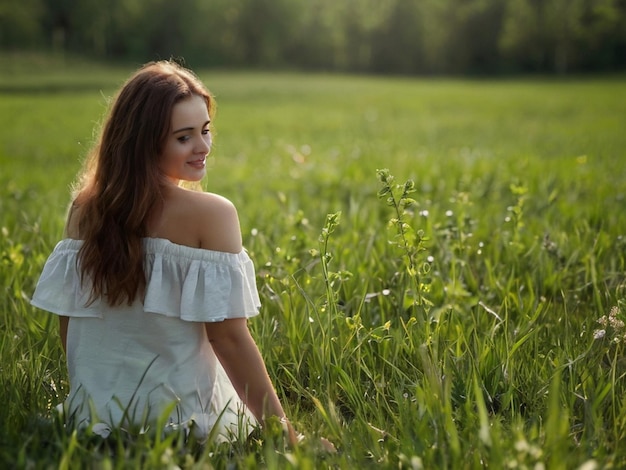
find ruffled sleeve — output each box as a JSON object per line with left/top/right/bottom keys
{"left": 142, "top": 239, "right": 261, "bottom": 322}
{"left": 30, "top": 239, "right": 102, "bottom": 317}
{"left": 31, "top": 238, "right": 261, "bottom": 322}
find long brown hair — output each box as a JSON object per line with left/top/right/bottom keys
{"left": 73, "top": 60, "right": 215, "bottom": 306}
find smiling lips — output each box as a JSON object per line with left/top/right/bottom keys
{"left": 187, "top": 158, "right": 206, "bottom": 169}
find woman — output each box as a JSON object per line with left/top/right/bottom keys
{"left": 31, "top": 60, "right": 298, "bottom": 443}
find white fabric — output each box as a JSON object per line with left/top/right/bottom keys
{"left": 31, "top": 237, "right": 261, "bottom": 440}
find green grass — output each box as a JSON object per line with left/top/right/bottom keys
{"left": 1, "top": 54, "right": 625, "bottom": 468}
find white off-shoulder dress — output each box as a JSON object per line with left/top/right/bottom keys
{"left": 31, "top": 238, "right": 261, "bottom": 440}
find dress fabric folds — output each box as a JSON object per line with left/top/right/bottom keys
{"left": 31, "top": 238, "right": 261, "bottom": 440}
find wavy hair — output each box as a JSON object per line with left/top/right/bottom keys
{"left": 73, "top": 60, "right": 214, "bottom": 306}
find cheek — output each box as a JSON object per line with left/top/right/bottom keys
{"left": 169, "top": 143, "right": 187, "bottom": 157}
{"left": 160, "top": 145, "right": 184, "bottom": 166}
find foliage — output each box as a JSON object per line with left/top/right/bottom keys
{"left": 1, "top": 58, "right": 626, "bottom": 467}
{"left": 1, "top": 0, "right": 626, "bottom": 74}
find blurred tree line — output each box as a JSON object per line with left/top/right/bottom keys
{"left": 1, "top": 0, "right": 625, "bottom": 74}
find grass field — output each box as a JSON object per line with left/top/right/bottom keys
{"left": 1, "top": 55, "right": 625, "bottom": 468}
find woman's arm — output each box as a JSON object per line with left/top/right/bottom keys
{"left": 193, "top": 194, "right": 297, "bottom": 442}
{"left": 59, "top": 316, "right": 68, "bottom": 353}
{"left": 58, "top": 201, "right": 77, "bottom": 355}
{"left": 205, "top": 318, "right": 298, "bottom": 444}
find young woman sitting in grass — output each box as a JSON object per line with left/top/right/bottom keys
{"left": 31, "top": 60, "right": 305, "bottom": 446}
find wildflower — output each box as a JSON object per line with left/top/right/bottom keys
{"left": 608, "top": 306, "right": 624, "bottom": 330}
{"left": 594, "top": 306, "right": 624, "bottom": 342}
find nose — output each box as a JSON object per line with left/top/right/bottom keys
{"left": 196, "top": 133, "right": 212, "bottom": 155}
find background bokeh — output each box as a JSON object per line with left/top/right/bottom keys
{"left": 1, "top": 0, "right": 625, "bottom": 74}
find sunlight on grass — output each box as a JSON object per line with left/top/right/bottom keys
{"left": 1, "top": 57, "right": 625, "bottom": 467}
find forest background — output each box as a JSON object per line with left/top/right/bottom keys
{"left": 1, "top": 0, "right": 626, "bottom": 75}
{"left": 2, "top": 0, "right": 626, "bottom": 468}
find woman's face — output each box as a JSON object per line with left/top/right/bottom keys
{"left": 159, "top": 95, "right": 212, "bottom": 185}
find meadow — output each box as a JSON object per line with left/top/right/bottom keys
{"left": 1, "top": 55, "right": 625, "bottom": 468}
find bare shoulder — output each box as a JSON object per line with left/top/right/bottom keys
{"left": 189, "top": 190, "right": 237, "bottom": 216}
{"left": 176, "top": 189, "right": 243, "bottom": 254}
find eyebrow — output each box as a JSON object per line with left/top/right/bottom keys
{"left": 172, "top": 120, "right": 211, "bottom": 134}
